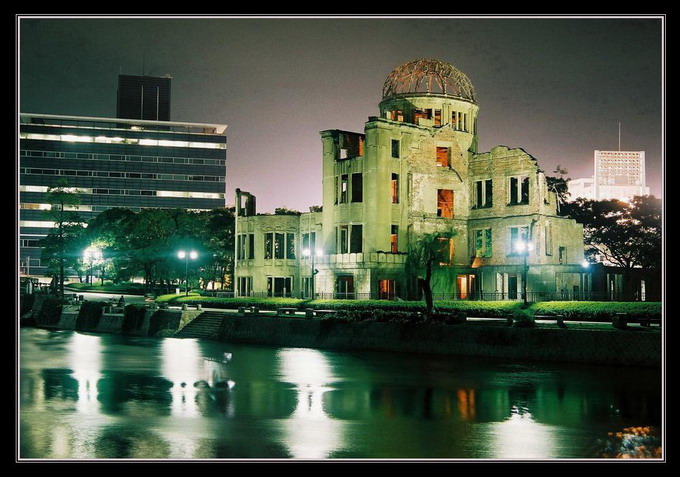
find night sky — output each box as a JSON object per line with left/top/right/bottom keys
{"left": 18, "top": 16, "right": 664, "bottom": 213}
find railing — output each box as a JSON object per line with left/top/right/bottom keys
{"left": 198, "top": 290, "right": 660, "bottom": 302}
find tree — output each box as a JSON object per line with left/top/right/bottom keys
{"left": 562, "top": 195, "right": 662, "bottom": 297}
{"left": 273, "top": 207, "right": 302, "bottom": 216}
{"left": 85, "top": 208, "right": 137, "bottom": 284}
{"left": 545, "top": 164, "right": 571, "bottom": 213}
{"left": 40, "top": 179, "right": 85, "bottom": 297}
{"left": 195, "top": 208, "right": 235, "bottom": 290}
{"left": 121, "top": 209, "right": 177, "bottom": 292}
{"left": 407, "top": 229, "right": 457, "bottom": 313}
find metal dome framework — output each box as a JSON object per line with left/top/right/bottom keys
{"left": 382, "top": 58, "right": 476, "bottom": 103}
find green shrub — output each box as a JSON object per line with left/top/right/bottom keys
{"left": 511, "top": 308, "right": 535, "bottom": 328}
{"left": 66, "top": 281, "right": 146, "bottom": 295}
{"left": 528, "top": 302, "right": 661, "bottom": 322}
{"left": 429, "top": 310, "right": 467, "bottom": 325}
{"left": 435, "top": 301, "right": 523, "bottom": 317}
{"left": 75, "top": 301, "right": 105, "bottom": 331}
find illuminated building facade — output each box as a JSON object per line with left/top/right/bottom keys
{"left": 19, "top": 113, "right": 227, "bottom": 277}
{"left": 234, "top": 58, "right": 588, "bottom": 301}
{"left": 568, "top": 150, "right": 650, "bottom": 202}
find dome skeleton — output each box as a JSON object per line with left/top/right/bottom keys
{"left": 382, "top": 58, "right": 476, "bottom": 103}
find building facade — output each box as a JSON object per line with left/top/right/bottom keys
{"left": 234, "top": 59, "right": 587, "bottom": 301}
{"left": 19, "top": 113, "right": 227, "bottom": 277}
{"left": 568, "top": 150, "right": 650, "bottom": 201}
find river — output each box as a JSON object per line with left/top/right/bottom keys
{"left": 18, "top": 327, "right": 662, "bottom": 460}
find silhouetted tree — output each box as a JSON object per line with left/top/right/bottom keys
{"left": 562, "top": 195, "right": 661, "bottom": 297}
{"left": 407, "top": 229, "right": 457, "bottom": 313}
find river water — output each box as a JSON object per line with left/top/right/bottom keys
{"left": 18, "top": 328, "right": 662, "bottom": 460}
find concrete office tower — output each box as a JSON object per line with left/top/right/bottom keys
{"left": 19, "top": 113, "right": 227, "bottom": 278}
{"left": 117, "top": 74, "right": 172, "bottom": 121}
{"left": 234, "top": 59, "right": 587, "bottom": 301}
{"left": 593, "top": 150, "right": 650, "bottom": 201}
{"left": 568, "top": 151, "right": 650, "bottom": 202}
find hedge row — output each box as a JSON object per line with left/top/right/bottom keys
{"left": 66, "top": 282, "right": 146, "bottom": 294}
{"left": 152, "top": 295, "right": 661, "bottom": 321}
{"left": 154, "top": 294, "right": 523, "bottom": 317}
{"left": 529, "top": 301, "right": 661, "bottom": 321}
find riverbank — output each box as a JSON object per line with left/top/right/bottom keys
{"left": 27, "top": 296, "right": 662, "bottom": 368}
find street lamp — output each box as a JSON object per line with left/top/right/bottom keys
{"left": 514, "top": 239, "right": 533, "bottom": 306}
{"left": 83, "top": 246, "right": 102, "bottom": 285}
{"left": 302, "top": 248, "right": 322, "bottom": 299}
{"left": 177, "top": 250, "right": 198, "bottom": 296}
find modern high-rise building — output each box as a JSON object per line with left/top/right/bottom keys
{"left": 234, "top": 58, "right": 587, "bottom": 301}
{"left": 567, "top": 150, "right": 650, "bottom": 201}
{"left": 19, "top": 113, "right": 227, "bottom": 278}
{"left": 116, "top": 74, "right": 172, "bottom": 121}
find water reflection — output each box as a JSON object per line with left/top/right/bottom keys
{"left": 489, "top": 407, "right": 557, "bottom": 459}
{"left": 161, "top": 338, "right": 203, "bottom": 417}
{"left": 19, "top": 329, "right": 662, "bottom": 459}
{"left": 277, "top": 348, "right": 345, "bottom": 459}
{"left": 69, "top": 332, "right": 101, "bottom": 414}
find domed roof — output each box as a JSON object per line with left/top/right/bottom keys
{"left": 382, "top": 58, "right": 476, "bottom": 102}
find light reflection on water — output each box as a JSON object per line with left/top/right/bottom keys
{"left": 19, "top": 328, "right": 662, "bottom": 460}
{"left": 277, "top": 348, "right": 344, "bottom": 458}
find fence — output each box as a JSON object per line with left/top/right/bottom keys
{"left": 201, "top": 289, "right": 660, "bottom": 302}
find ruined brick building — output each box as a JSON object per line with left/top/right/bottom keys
{"left": 234, "top": 58, "right": 588, "bottom": 300}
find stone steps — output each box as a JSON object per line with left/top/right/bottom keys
{"left": 174, "top": 312, "right": 225, "bottom": 339}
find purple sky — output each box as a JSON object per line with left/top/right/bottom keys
{"left": 19, "top": 16, "right": 664, "bottom": 213}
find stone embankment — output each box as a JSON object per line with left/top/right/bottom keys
{"left": 27, "top": 296, "right": 661, "bottom": 367}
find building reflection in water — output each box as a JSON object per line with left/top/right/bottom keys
{"left": 277, "top": 348, "right": 345, "bottom": 459}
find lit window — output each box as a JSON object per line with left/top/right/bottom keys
{"left": 391, "top": 173, "right": 399, "bottom": 204}
{"left": 390, "top": 225, "right": 398, "bottom": 253}
{"left": 378, "top": 279, "right": 396, "bottom": 300}
{"left": 19, "top": 220, "right": 56, "bottom": 228}
{"left": 436, "top": 147, "right": 450, "bottom": 167}
{"left": 437, "top": 189, "right": 454, "bottom": 218}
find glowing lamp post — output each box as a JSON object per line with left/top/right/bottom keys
{"left": 302, "top": 248, "right": 322, "bottom": 299}
{"left": 83, "top": 246, "right": 102, "bottom": 285}
{"left": 177, "top": 250, "right": 198, "bottom": 296}
{"left": 514, "top": 239, "right": 533, "bottom": 306}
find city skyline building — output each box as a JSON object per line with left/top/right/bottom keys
{"left": 568, "top": 150, "right": 650, "bottom": 202}
{"left": 19, "top": 112, "right": 227, "bottom": 278}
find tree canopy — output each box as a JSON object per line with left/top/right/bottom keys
{"left": 407, "top": 228, "right": 457, "bottom": 312}
{"left": 42, "top": 204, "right": 235, "bottom": 293}
{"left": 561, "top": 195, "right": 661, "bottom": 270}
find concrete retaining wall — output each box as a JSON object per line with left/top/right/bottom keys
{"left": 33, "top": 305, "right": 661, "bottom": 367}
{"left": 35, "top": 305, "right": 189, "bottom": 338}
{"left": 216, "top": 316, "right": 661, "bottom": 367}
